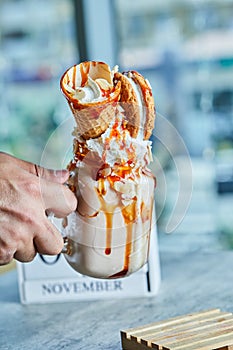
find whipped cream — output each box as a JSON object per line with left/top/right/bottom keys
{"left": 86, "top": 108, "right": 153, "bottom": 168}
{"left": 64, "top": 77, "right": 110, "bottom": 103}
{"left": 63, "top": 64, "right": 119, "bottom": 105}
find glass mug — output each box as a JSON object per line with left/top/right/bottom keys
{"left": 58, "top": 61, "right": 156, "bottom": 279}
{"left": 61, "top": 160, "right": 156, "bottom": 279}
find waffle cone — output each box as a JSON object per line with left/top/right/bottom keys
{"left": 60, "top": 61, "right": 121, "bottom": 140}
{"left": 70, "top": 102, "right": 117, "bottom": 140}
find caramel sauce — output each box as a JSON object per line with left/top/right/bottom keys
{"left": 121, "top": 200, "right": 137, "bottom": 225}
{"left": 66, "top": 99, "right": 155, "bottom": 278}
{"left": 108, "top": 200, "right": 137, "bottom": 278}
{"left": 109, "top": 223, "right": 133, "bottom": 279}
{"left": 67, "top": 160, "right": 77, "bottom": 172}
{"left": 72, "top": 65, "right": 76, "bottom": 90}
{"left": 71, "top": 140, "right": 153, "bottom": 274}
{"left": 78, "top": 171, "right": 154, "bottom": 279}
{"left": 140, "top": 201, "right": 151, "bottom": 223}
{"left": 97, "top": 177, "right": 107, "bottom": 196}
{"left": 73, "top": 140, "right": 89, "bottom": 161}
{"left": 72, "top": 61, "right": 113, "bottom": 99}
{"left": 95, "top": 181, "right": 118, "bottom": 259}
{"left": 107, "top": 174, "right": 121, "bottom": 186}
{"left": 96, "top": 164, "right": 110, "bottom": 180}
{"left": 113, "top": 163, "right": 134, "bottom": 179}
{"left": 101, "top": 88, "right": 112, "bottom": 98}
{"left": 105, "top": 212, "right": 113, "bottom": 256}
{"left": 109, "top": 118, "right": 120, "bottom": 139}
{"left": 61, "top": 64, "right": 121, "bottom": 114}
{"left": 105, "top": 247, "right": 111, "bottom": 255}
{"left": 80, "top": 61, "right": 90, "bottom": 87}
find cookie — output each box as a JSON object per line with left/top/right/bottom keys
{"left": 115, "top": 71, "right": 155, "bottom": 140}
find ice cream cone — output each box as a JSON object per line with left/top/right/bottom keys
{"left": 60, "top": 61, "right": 121, "bottom": 140}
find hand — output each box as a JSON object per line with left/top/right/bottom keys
{"left": 0, "top": 152, "right": 77, "bottom": 265}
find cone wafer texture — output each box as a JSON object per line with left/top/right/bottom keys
{"left": 60, "top": 61, "right": 121, "bottom": 140}
{"left": 114, "top": 70, "right": 155, "bottom": 140}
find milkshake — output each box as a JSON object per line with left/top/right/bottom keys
{"left": 60, "top": 61, "right": 156, "bottom": 279}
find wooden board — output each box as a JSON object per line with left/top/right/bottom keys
{"left": 121, "top": 309, "right": 233, "bottom": 350}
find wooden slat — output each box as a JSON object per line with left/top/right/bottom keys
{"left": 140, "top": 314, "right": 233, "bottom": 345}
{"left": 121, "top": 335, "right": 152, "bottom": 350}
{"left": 160, "top": 324, "right": 233, "bottom": 349}
{"left": 122, "top": 309, "right": 221, "bottom": 340}
{"left": 168, "top": 331, "right": 233, "bottom": 350}
{"left": 120, "top": 309, "right": 233, "bottom": 350}
{"left": 146, "top": 316, "right": 233, "bottom": 346}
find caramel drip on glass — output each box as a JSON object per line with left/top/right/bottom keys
{"left": 98, "top": 178, "right": 112, "bottom": 254}
{"left": 121, "top": 200, "right": 137, "bottom": 273}
{"left": 96, "top": 178, "right": 118, "bottom": 256}
{"left": 98, "top": 177, "right": 107, "bottom": 196}
{"left": 105, "top": 212, "right": 113, "bottom": 255}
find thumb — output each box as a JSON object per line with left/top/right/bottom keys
{"left": 35, "top": 165, "right": 70, "bottom": 184}
{"left": 5, "top": 153, "right": 70, "bottom": 184}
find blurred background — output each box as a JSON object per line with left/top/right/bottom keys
{"left": 0, "top": 0, "right": 233, "bottom": 258}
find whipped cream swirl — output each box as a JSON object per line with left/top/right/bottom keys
{"left": 86, "top": 108, "right": 153, "bottom": 168}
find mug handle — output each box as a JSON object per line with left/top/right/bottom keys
{"left": 62, "top": 236, "right": 70, "bottom": 254}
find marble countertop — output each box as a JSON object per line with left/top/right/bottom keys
{"left": 1, "top": 248, "right": 233, "bottom": 350}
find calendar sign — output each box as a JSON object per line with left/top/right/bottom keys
{"left": 17, "top": 225, "right": 160, "bottom": 304}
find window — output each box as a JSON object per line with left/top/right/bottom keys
{"left": 112, "top": 0, "right": 233, "bottom": 247}
{"left": 0, "top": 0, "right": 78, "bottom": 163}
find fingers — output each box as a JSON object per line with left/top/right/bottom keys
{"left": 33, "top": 219, "right": 64, "bottom": 256}
{"left": 40, "top": 178, "right": 77, "bottom": 218}
{"left": 0, "top": 245, "right": 14, "bottom": 265}
{"left": 0, "top": 228, "right": 36, "bottom": 265}
{"left": 4, "top": 153, "right": 77, "bottom": 216}
{"left": 34, "top": 165, "right": 70, "bottom": 184}
{"left": 0, "top": 152, "right": 73, "bottom": 265}
{"left": 0, "top": 216, "right": 64, "bottom": 265}
{"left": 14, "top": 244, "right": 37, "bottom": 263}
{"left": 1, "top": 152, "right": 70, "bottom": 184}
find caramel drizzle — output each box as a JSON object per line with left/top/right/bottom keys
{"left": 72, "top": 64, "right": 76, "bottom": 90}
{"left": 105, "top": 212, "right": 113, "bottom": 255}
{"left": 69, "top": 120, "right": 155, "bottom": 277}
{"left": 120, "top": 200, "right": 137, "bottom": 276}
{"left": 96, "top": 177, "right": 118, "bottom": 256}
{"left": 98, "top": 177, "right": 153, "bottom": 278}
{"left": 96, "top": 175, "right": 137, "bottom": 263}
{"left": 80, "top": 61, "right": 90, "bottom": 87}
{"left": 70, "top": 61, "right": 91, "bottom": 91}
{"left": 70, "top": 149, "right": 155, "bottom": 277}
